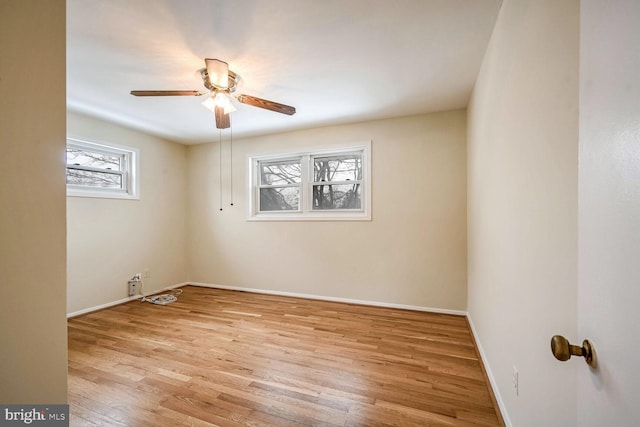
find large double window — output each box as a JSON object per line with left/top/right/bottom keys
{"left": 249, "top": 143, "right": 370, "bottom": 220}
{"left": 66, "top": 138, "right": 139, "bottom": 199}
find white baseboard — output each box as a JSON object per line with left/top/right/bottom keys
{"left": 467, "top": 313, "right": 512, "bottom": 427}
{"left": 66, "top": 282, "right": 190, "bottom": 318}
{"left": 187, "top": 281, "right": 468, "bottom": 316}
{"left": 67, "top": 281, "right": 467, "bottom": 318}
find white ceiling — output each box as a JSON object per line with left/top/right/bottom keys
{"left": 67, "top": 0, "right": 501, "bottom": 144}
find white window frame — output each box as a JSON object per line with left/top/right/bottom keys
{"left": 248, "top": 141, "right": 371, "bottom": 221}
{"left": 66, "top": 138, "right": 139, "bottom": 200}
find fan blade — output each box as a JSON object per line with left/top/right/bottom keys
{"left": 205, "top": 58, "right": 229, "bottom": 89}
{"left": 130, "top": 90, "right": 204, "bottom": 96}
{"left": 215, "top": 106, "right": 230, "bottom": 129}
{"left": 237, "top": 94, "right": 296, "bottom": 115}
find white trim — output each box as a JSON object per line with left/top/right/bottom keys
{"left": 245, "top": 212, "right": 371, "bottom": 222}
{"left": 188, "top": 281, "right": 467, "bottom": 316}
{"left": 67, "top": 280, "right": 466, "bottom": 317}
{"left": 467, "top": 314, "right": 512, "bottom": 427}
{"left": 66, "top": 282, "right": 189, "bottom": 318}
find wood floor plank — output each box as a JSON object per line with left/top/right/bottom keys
{"left": 68, "top": 286, "right": 504, "bottom": 426}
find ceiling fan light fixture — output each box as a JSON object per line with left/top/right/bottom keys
{"left": 201, "top": 96, "right": 216, "bottom": 113}
{"left": 205, "top": 58, "right": 229, "bottom": 89}
{"left": 131, "top": 57, "right": 295, "bottom": 130}
{"left": 202, "top": 92, "right": 236, "bottom": 115}
{"left": 213, "top": 92, "right": 236, "bottom": 114}
{"left": 214, "top": 92, "right": 236, "bottom": 114}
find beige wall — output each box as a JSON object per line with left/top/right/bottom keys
{"left": 188, "top": 111, "right": 467, "bottom": 310}
{"left": 0, "top": 0, "right": 68, "bottom": 403}
{"left": 67, "top": 112, "right": 189, "bottom": 314}
{"left": 467, "top": 0, "right": 579, "bottom": 425}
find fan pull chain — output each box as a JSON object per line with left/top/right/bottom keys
{"left": 219, "top": 129, "right": 223, "bottom": 211}
{"left": 230, "top": 123, "right": 234, "bottom": 207}
{"left": 218, "top": 122, "right": 234, "bottom": 212}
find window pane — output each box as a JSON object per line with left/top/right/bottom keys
{"left": 314, "top": 154, "right": 362, "bottom": 182}
{"left": 312, "top": 184, "right": 362, "bottom": 210}
{"left": 66, "top": 169, "right": 123, "bottom": 189}
{"left": 260, "top": 160, "right": 301, "bottom": 185}
{"left": 66, "top": 147, "right": 123, "bottom": 171}
{"left": 260, "top": 187, "right": 300, "bottom": 211}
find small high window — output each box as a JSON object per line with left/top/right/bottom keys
{"left": 66, "top": 138, "right": 139, "bottom": 199}
{"left": 249, "top": 142, "right": 371, "bottom": 221}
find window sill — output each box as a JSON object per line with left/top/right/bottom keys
{"left": 67, "top": 189, "right": 139, "bottom": 200}
{"left": 247, "top": 212, "right": 371, "bottom": 222}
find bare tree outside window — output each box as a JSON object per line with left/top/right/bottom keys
{"left": 66, "top": 169, "right": 123, "bottom": 188}
{"left": 312, "top": 154, "right": 362, "bottom": 210}
{"left": 66, "top": 147, "right": 125, "bottom": 189}
{"left": 66, "top": 148, "right": 122, "bottom": 170}
{"left": 259, "top": 160, "right": 301, "bottom": 211}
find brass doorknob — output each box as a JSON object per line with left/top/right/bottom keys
{"left": 551, "top": 335, "right": 595, "bottom": 367}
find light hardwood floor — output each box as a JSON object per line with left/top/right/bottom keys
{"left": 68, "top": 286, "right": 504, "bottom": 426}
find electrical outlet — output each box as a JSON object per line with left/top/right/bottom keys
{"left": 512, "top": 366, "right": 519, "bottom": 396}
{"left": 128, "top": 273, "right": 141, "bottom": 296}
{"left": 143, "top": 269, "right": 150, "bottom": 279}
{"left": 128, "top": 280, "right": 137, "bottom": 296}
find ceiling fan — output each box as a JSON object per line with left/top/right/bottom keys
{"left": 130, "top": 58, "right": 296, "bottom": 129}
